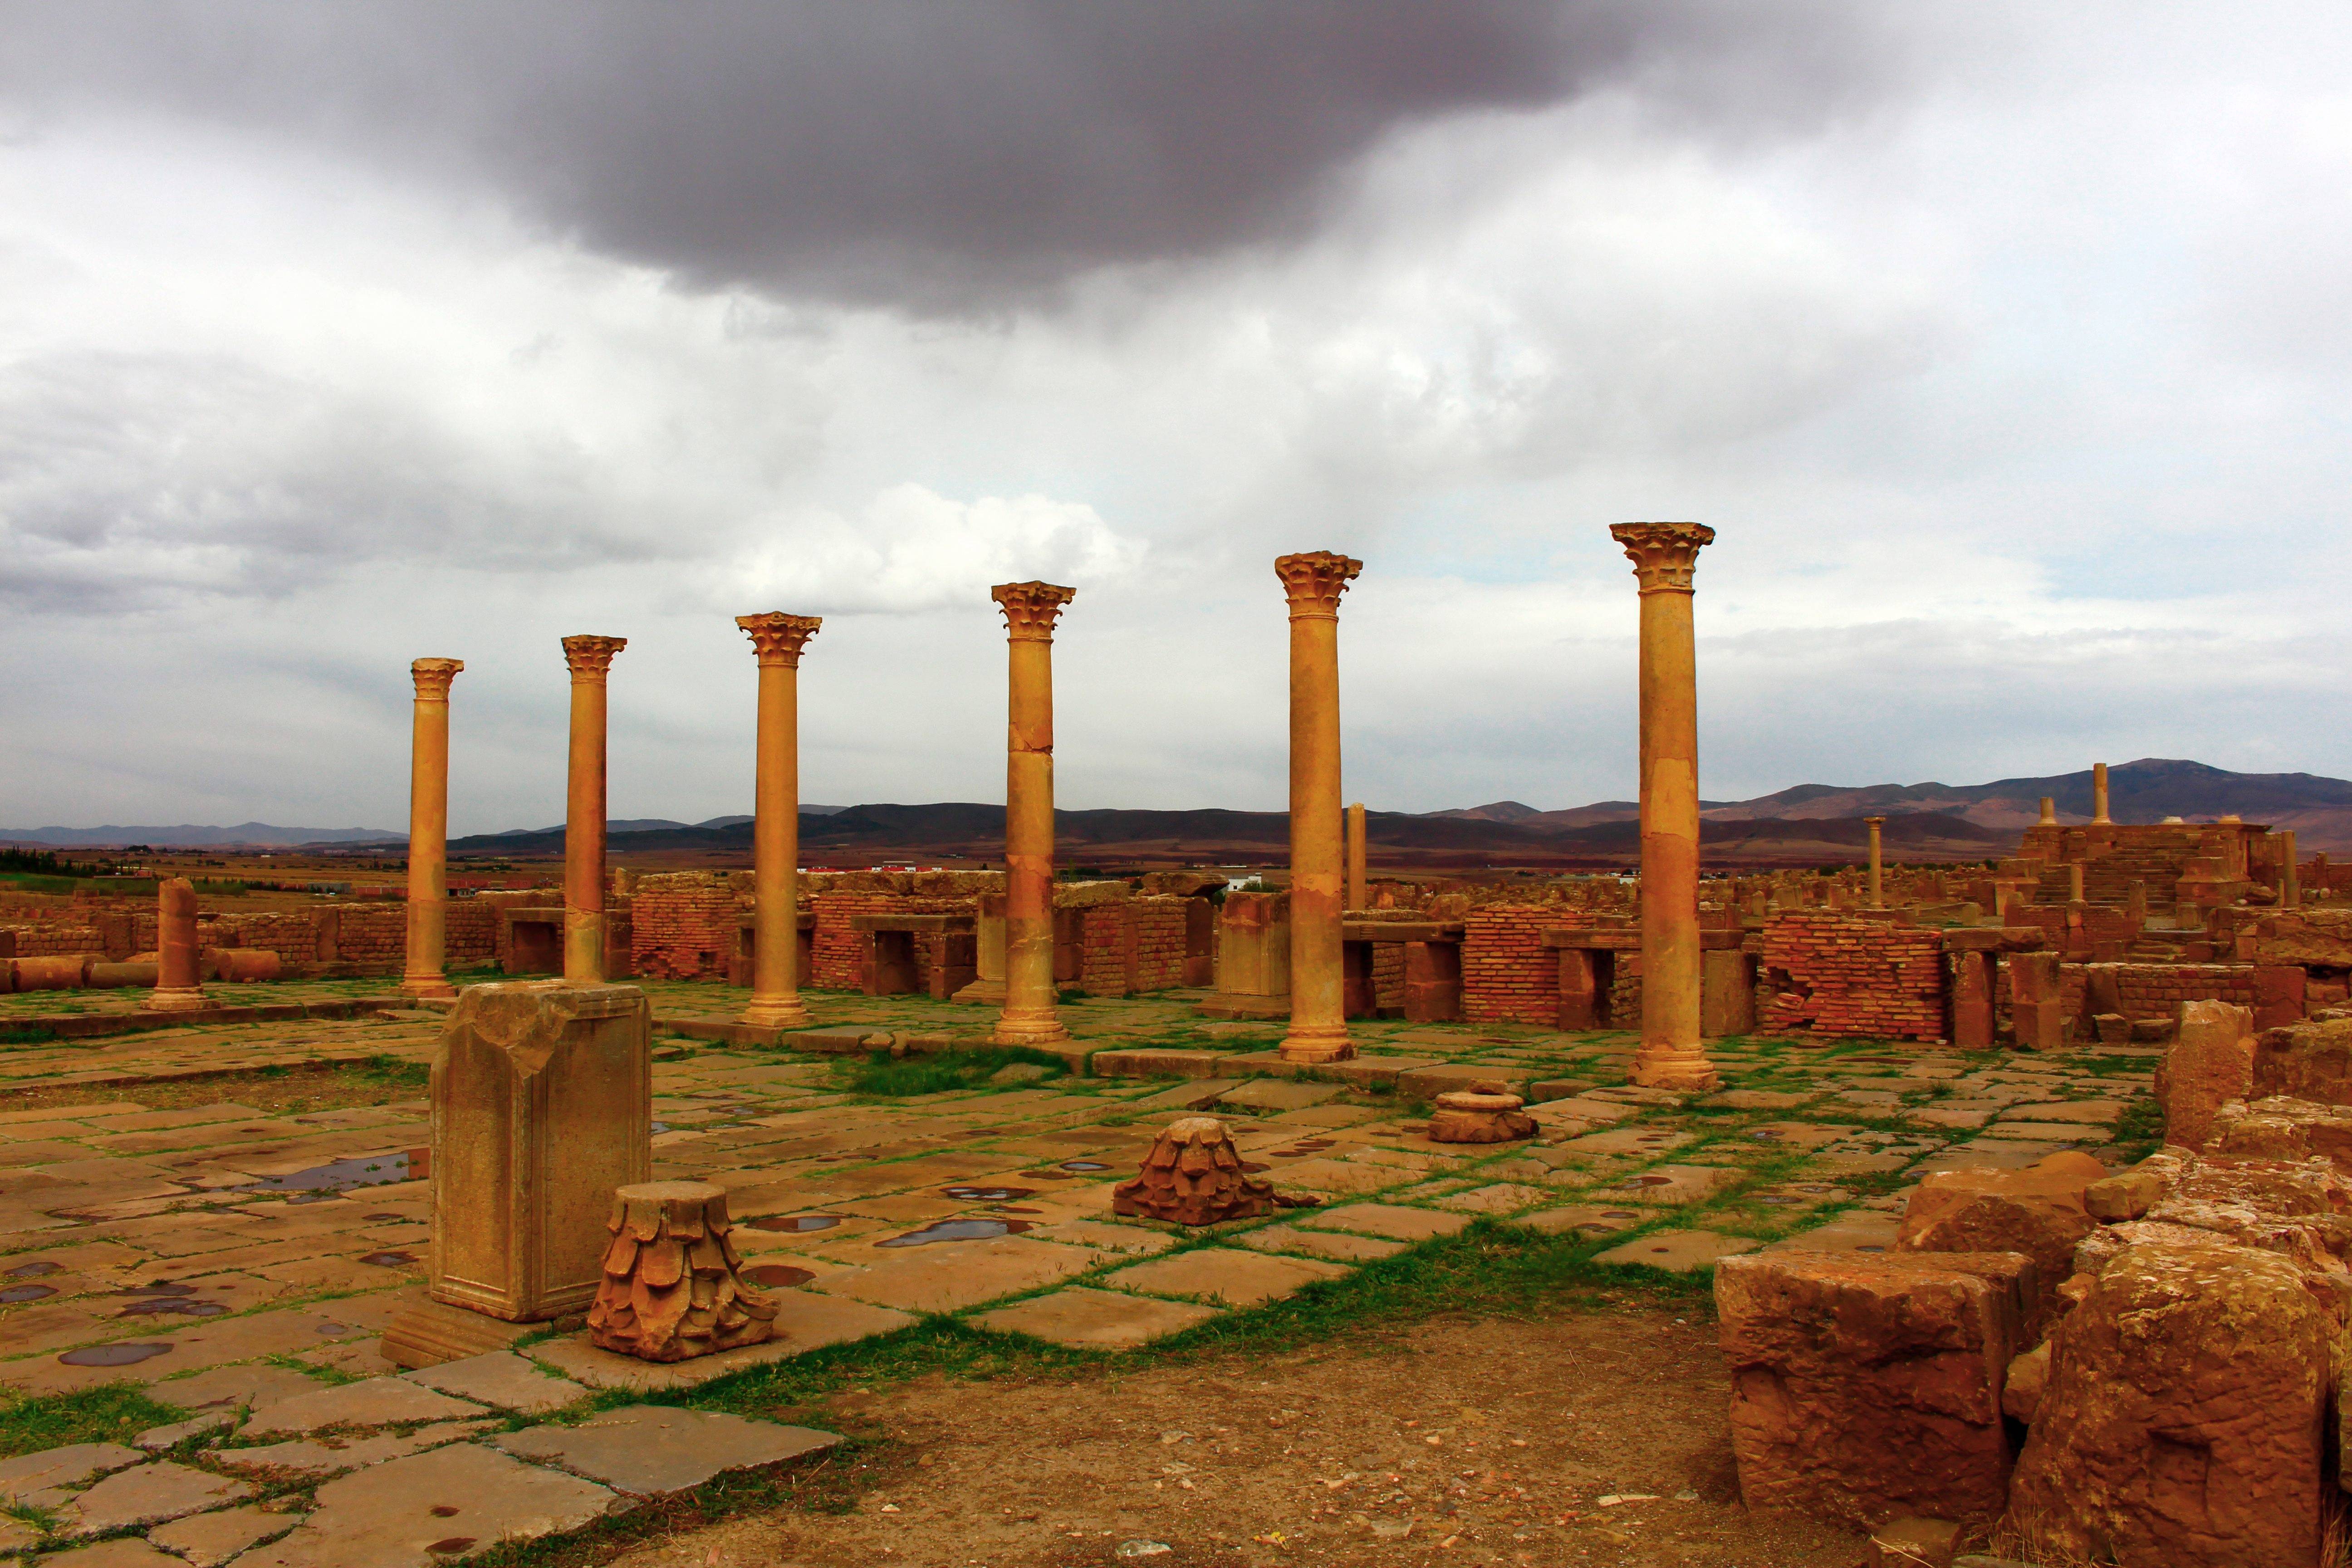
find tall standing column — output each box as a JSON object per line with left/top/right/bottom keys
{"left": 991, "top": 582, "right": 1076, "bottom": 1046}
{"left": 143, "top": 877, "right": 206, "bottom": 1012}
{"left": 402, "top": 658, "right": 465, "bottom": 1000}
{"left": 736, "top": 613, "right": 822, "bottom": 1028}
{"left": 562, "top": 635, "right": 627, "bottom": 983}
{"left": 2091, "top": 762, "right": 2112, "bottom": 825}
{"left": 1864, "top": 815, "right": 1886, "bottom": 908}
{"left": 1276, "top": 551, "right": 1362, "bottom": 1064}
{"left": 2281, "top": 829, "right": 2301, "bottom": 910}
{"left": 2038, "top": 796, "right": 2056, "bottom": 826}
{"left": 1346, "top": 802, "right": 1368, "bottom": 911}
{"left": 1610, "top": 522, "right": 1716, "bottom": 1091}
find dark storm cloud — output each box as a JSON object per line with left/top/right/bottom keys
{"left": 0, "top": 0, "right": 1911, "bottom": 308}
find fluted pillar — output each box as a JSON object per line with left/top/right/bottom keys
{"left": 401, "top": 658, "right": 464, "bottom": 1000}
{"left": 1610, "top": 522, "right": 1716, "bottom": 1091}
{"left": 562, "top": 635, "right": 627, "bottom": 983}
{"left": 143, "top": 877, "right": 206, "bottom": 1012}
{"left": 1864, "top": 816, "right": 1886, "bottom": 908}
{"left": 737, "top": 613, "right": 821, "bottom": 1028}
{"left": 1346, "top": 801, "right": 1367, "bottom": 912}
{"left": 2091, "top": 762, "right": 2111, "bottom": 825}
{"left": 1277, "top": 551, "right": 1361, "bottom": 1063}
{"left": 991, "top": 582, "right": 1075, "bottom": 1046}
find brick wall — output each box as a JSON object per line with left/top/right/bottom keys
{"left": 1761, "top": 913, "right": 1945, "bottom": 1042}
{"left": 1373, "top": 941, "right": 1406, "bottom": 1011}
{"left": 1463, "top": 904, "right": 1559, "bottom": 1025}
{"left": 808, "top": 892, "right": 974, "bottom": 991}
{"left": 0, "top": 924, "right": 102, "bottom": 957}
{"left": 2003, "top": 904, "right": 2141, "bottom": 956}
{"left": 631, "top": 873, "right": 744, "bottom": 981}
{"left": 2109, "top": 962, "right": 2258, "bottom": 1019}
{"left": 446, "top": 899, "right": 497, "bottom": 967}
{"left": 1611, "top": 952, "right": 1644, "bottom": 1027}
{"left": 1077, "top": 899, "right": 1190, "bottom": 996}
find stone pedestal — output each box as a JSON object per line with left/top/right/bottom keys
{"left": 587, "top": 1181, "right": 776, "bottom": 1362}
{"left": 1701, "top": 946, "right": 1757, "bottom": 1037}
{"left": 991, "top": 582, "right": 1076, "bottom": 1046}
{"left": 1427, "top": 1086, "right": 1536, "bottom": 1144}
{"left": 402, "top": 658, "right": 465, "bottom": 1000}
{"left": 562, "top": 636, "right": 627, "bottom": 983}
{"left": 953, "top": 891, "right": 1009, "bottom": 1004}
{"left": 1198, "top": 890, "right": 1290, "bottom": 1018}
{"left": 142, "top": 877, "right": 207, "bottom": 1012}
{"left": 1276, "top": 551, "right": 1362, "bottom": 1063}
{"left": 735, "top": 613, "right": 820, "bottom": 1028}
{"left": 426, "top": 981, "right": 652, "bottom": 1322}
{"left": 1610, "top": 522, "right": 1718, "bottom": 1091}
{"left": 2009, "top": 951, "right": 2066, "bottom": 1050}
{"left": 1951, "top": 949, "right": 1996, "bottom": 1050}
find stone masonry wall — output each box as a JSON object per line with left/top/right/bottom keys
{"left": 2107, "top": 962, "right": 2258, "bottom": 1020}
{"left": 1762, "top": 913, "right": 1946, "bottom": 1043}
{"left": 808, "top": 892, "right": 973, "bottom": 991}
{"left": 631, "top": 873, "right": 744, "bottom": 981}
{"left": 1078, "top": 900, "right": 1189, "bottom": 996}
{"left": 1463, "top": 904, "right": 1559, "bottom": 1026}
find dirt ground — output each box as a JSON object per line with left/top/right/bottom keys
{"left": 611, "top": 1304, "right": 1869, "bottom": 1568}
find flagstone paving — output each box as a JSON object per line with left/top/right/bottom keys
{"left": 0, "top": 978, "right": 2156, "bottom": 1560}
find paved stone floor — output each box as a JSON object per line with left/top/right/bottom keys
{"left": 0, "top": 978, "right": 2156, "bottom": 1563}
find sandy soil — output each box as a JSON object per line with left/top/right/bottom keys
{"left": 609, "top": 1303, "right": 1868, "bottom": 1568}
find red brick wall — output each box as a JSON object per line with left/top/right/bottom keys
{"left": 1373, "top": 941, "right": 1406, "bottom": 1011}
{"left": 809, "top": 892, "right": 973, "bottom": 991}
{"left": 1077, "top": 899, "right": 1188, "bottom": 995}
{"left": 1761, "top": 913, "right": 1945, "bottom": 1043}
{"left": 1611, "top": 952, "right": 1644, "bottom": 1026}
{"left": 0, "top": 924, "right": 102, "bottom": 957}
{"left": 631, "top": 876, "right": 743, "bottom": 981}
{"left": 1463, "top": 905, "right": 1559, "bottom": 1025}
{"left": 2111, "top": 963, "right": 2258, "bottom": 1018}
{"left": 446, "top": 899, "right": 497, "bottom": 967}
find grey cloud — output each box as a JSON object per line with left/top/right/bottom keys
{"left": 0, "top": 0, "right": 1921, "bottom": 309}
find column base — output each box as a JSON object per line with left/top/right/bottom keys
{"left": 739, "top": 996, "right": 813, "bottom": 1029}
{"left": 141, "top": 987, "right": 210, "bottom": 1014}
{"left": 951, "top": 977, "right": 1007, "bottom": 1005}
{"left": 400, "top": 975, "right": 458, "bottom": 1001}
{"left": 1630, "top": 1045, "right": 1718, "bottom": 1092}
{"left": 991, "top": 1007, "right": 1069, "bottom": 1046}
{"left": 1278, "top": 1026, "right": 1354, "bottom": 1064}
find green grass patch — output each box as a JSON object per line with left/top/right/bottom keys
{"left": 0, "top": 1027, "right": 58, "bottom": 1045}
{"left": 2109, "top": 1095, "right": 2166, "bottom": 1163}
{"left": 836, "top": 1046, "right": 1070, "bottom": 1098}
{"left": 0, "top": 1385, "right": 187, "bottom": 1460}
{"left": 355, "top": 1054, "right": 430, "bottom": 1090}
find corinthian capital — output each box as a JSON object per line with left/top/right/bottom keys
{"left": 562, "top": 634, "right": 629, "bottom": 681}
{"left": 1609, "top": 522, "right": 1715, "bottom": 594}
{"left": 992, "top": 581, "right": 1076, "bottom": 642}
{"left": 735, "top": 612, "right": 822, "bottom": 666}
{"left": 1274, "top": 551, "right": 1362, "bottom": 620}
{"left": 410, "top": 658, "right": 464, "bottom": 701}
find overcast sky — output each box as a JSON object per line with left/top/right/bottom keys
{"left": 3, "top": 2, "right": 2348, "bottom": 834}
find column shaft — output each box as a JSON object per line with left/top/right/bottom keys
{"left": 562, "top": 636, "right": 626, "bottom": 982}
{"left": 992, "top": 583, "right": 1075, "bottom": 1045}
{"left": 402, "top": 659, "right": 463, "bottom": 999}
{"left": 738, "top": 615, "right": 820, "bottom": 1028}
{"left": 1277, "top": 552, "right": 1361, "bottom": 1063}
{"left": 2092, "top": 762, "right": 2112, "bottom": 824}
{"left": 143, "top": 877, "right": 207, "bottom": 1012}
{"left": 1865, "top": 816, "right": 1885, "bottom": 908}
{"left": 1346, "top": 802, "right": 1367, "bottom": 912}
{"left": 2283, "top": 829, "right": 2301, "bottom": 910}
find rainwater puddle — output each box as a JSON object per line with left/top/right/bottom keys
{"left": 748, "top": 1214, "right": 843, "bottom": 1233}
{"left": 940, "top": 1186, "right": 1035, "bottom": 1202}
{"left": 0, "top": 1284, "right": 57, "bottom": 1303}
{"left": 360, "top": 1252, "right": 417, "bottom": 1267}
{"left": 1058, "top": 1160, "right": 1111, "bottom": 1172}
{"left": 1600, "top": 1210, "right": 1641, "bottom": 1220}
{"left": 60, "top": 1343, "right": 172, "bottom": 1367}
{"left": 119, "top": 1298, "right": 228, "bottom": 1318}
{"left": 876, "top": 1218, "right": 1033, "bottom": 1248}
{"left": 5, "top": 1261, "right": 60, "bottom": 1279}
{"left": 1620, "top": 1175, "right": 1675, "bottom": 1189}
{"left": 742, "top": 1264, "right": 815, "bottom": 1289}
{"left": 1758, "top": 1196, "right": 1798, "bottom": 1206}
{"left": 246, "top": 1150, "right": 427, "bottom": 1193}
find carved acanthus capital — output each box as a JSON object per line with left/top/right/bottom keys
{"left": 735, "top": 612, "right": 822, "bottom": 667}
{"left": 410, "top": 658, "right": 464, "bottom": 701}
{"left": 1274, "top": 552, "right": 1362, "bottom": 620}
{"left": 992, "top": 581, "right": 1076, "bottom": 642}
{"left": 562, "top": 634, "right": 628, "bottom": 682}
{"left": 1609, "top": 522, "right": 1715, "bottom": 594}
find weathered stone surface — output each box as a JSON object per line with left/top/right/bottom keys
{"left": 2155, "top": 1000, "right": 2254, "bottom": 1152}
{"left": 1426, "top": 1084, "right": 1537, "bottom": 1144}
{"left": 0, "top": 1441, "right": 144, "bottom": 1506}
{"left": 533, "top": 1290, "right": 914, "bottom": 1392}
{"left": 1715, "top": 1251, "right": 2026, "bottom": 1528}
{"left": 35, "top": 1540, "right": 180, "bottom": 1566}
{"left": 1102, "top": 1247, "right": 1349, "bottom": 1307}
{"left": 2255, "top": 1016, "right": 2352, "bottom": 1104}
{"left": 133, "top": 1410, "right": 237, "bottom": 1450}
{"left": 2083, "top": 1167, "right": 2164, "bottom": 1222}
{"left": 2001, "top": 1343, "right": 2049, "bottom": 1423}
{"left": 1294, "top": 1203, "right": 1472, "bottom": 1242}
{"left": 401, "top": 1351, "right": 586, "bottom": 1416}
{"left": 969, "top": 1286, "right": 1223, "bottom": 1348}
{"left": 2208, "top": 1095, "right": 2352, "bottom": 1172}
{"left": 2006, "top": 1240, "right": 2328, "bottom": 1568}
{"left": 57, "top": 1458, "right": 253, "bottom": 1538}
{"left": 147, "top": 1502, "right": 298, "bottom": 1567}
{"left": 242, "top": 1377, "right": 486, "bottom": 1436}
{"left": 213, "top": 1420, "right": 492, "bottom": 1481}
{"left": 1111, "top": 1117, "right": 1281, "bottom": 1226}
{"left": 1867, "top": 1516, "right": 1963, "bottom": 1568}
{"left": 1896, "top": 1152, "right": 2099, "bottom": 1332}
{"left": 236, "top": 1442, "right": 618, "bottom": 1568}
{"left": 586, "top": 1181, "right": 775, "bottom": 1362}
{"left": 491, "top": 1406, "right": 838, "bottom": 1495}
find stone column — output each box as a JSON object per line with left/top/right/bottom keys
{"left": 1346, "top": 802, "right": 1368, "bottom": 912}
{"left": 2280, "top": 829, "right": 2301, "bottom": 910}
{"left": 562, "top": 635, "right": 627, "bottom": 983}
{"left": 402, "top": 658, "right": 465, "bottom": 1000}
{"left": 1610, "top": 521, "right": 1717, "bottom": 1091}
{"left": 991, "top": 582, "right": 1076, "bottom": 1046}
{"left": 2038, "top": 796, "right": 2057, "bottom": 826}
{"left": 735, "top": 613, "right": 821, "bottom": 1028}
{"left": 1864, "top": 816, "right": 1886, "bottom": 908}
{"left": 1276, "top": 551, "right": 1362, "bottom": 1064}
{"left": 2091, "top": 762, "right": 2112, "bottom": 825}
{"left": 142, "top": 877, "right": 207, "bottom": 1012}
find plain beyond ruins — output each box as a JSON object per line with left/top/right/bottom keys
{"left": 1, "top": 530, "right": 2348, "bottom": 1568}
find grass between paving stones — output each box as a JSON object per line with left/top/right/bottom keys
{"left": 2107, "top": 1095, "right": 2166, "bottom": 1163}
{"left": 0, "top": 1055, "right": 433, "bottom": 1117}
{"left": 835, "top": 1046, "right": 1073, "bottom": 1098}
{"left": 0, "top": 1383, "right": 187, "bottom": 1460}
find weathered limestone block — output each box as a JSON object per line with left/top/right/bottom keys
{"left": 1426, "top": 1084, "right": 1536, "bottom": 1144}
{"left": 1714, "top": 1251, "right": 2029, "bottom": 1528}
{"left": 1112, "top": 1117, "right": 1281, "bottom": 1226}
{"left": 2006, "top": 1241, "right": 2328, "bottom": 1568}
{"left": 2008, "top": 951, "right": 2065, "bottom": 1050}
{"left": 426, "top": 981, "right": 652, "bottom": 1322}
{"left": 209, "top": 948, "right": 282, "bottom": 983}
{"left": 2208, "top": 1096, "right": 2352, "bottom": 1173}
{"left": 1896, "top": 1152, "right": 2102, "bottom": 1334}
{"left": 2001, "top": 1342, "right": 2049, "bottom": 1423}
{"left": 2153, "top": 1000, "right": 2254, "bottom": 1151}
{"left": 2254, "top": 1017, "right": 2352, "bottom": 1107}
{"left": 586, "top": 1181, "right": 776, "bottom": 1362}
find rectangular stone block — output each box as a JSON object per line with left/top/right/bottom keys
{"left": 429, "top": 981, "right": 652, "bottom": 1322}
{"left": 1715, "top": 1250, "right": 2021, "bottom": 1528}
{"left": 1402, "top": 940, "right": 1462, "bottom": 1023}
{"left": 1702, "top": 948, "right": 1756, "bottom": 1037}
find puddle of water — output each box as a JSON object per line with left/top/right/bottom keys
{"left": 60, "top": 1343, "right": 173, "bottom": 1367}
{"left": 1601, "top": 1210, "right": 1641, "bottom": 1220}
{"left": 1621, "top": 1175, "right": 1675, "bottom": 1188}
{"left": 1749, "top": 1131, "right": 1783, "bottom": 1142}
{"left": 120, "top": 1298, "right": 229, "bottom": 1318}
{"left": 742, "top": 1264, "right": 815, "bottom": 1289}
{"left": 316, "top": 1321, "right": 353, "bottom": 1335}
{"left": 940, "top": 1186, "right": 1036, "bottom": 1202}
{"left": 876, "top": 1218, "right": 1033, "bottom": 1248}
{"left": 748, "top": 1214, "right": 843, "bottom": 1233}
{"left": 1758, "top": 1196, "right": 1798, "bottom": 1206}
{"left": 246, "top": 1150, "right": 427, "bottom": 1194}
{"left": 0, "top": 1284, "right": 58, "bottom": 1303}
{"left": 428, "top": 1538, "right": 476, "bottom": 1556}
{"left": 360, "top": 1252, "right": 417, "bottom": 1267}
{"left": 1058, "top": 1160, "right": 1111, "bottom": 1172}
{"left": 6, "top": 1261, "right": 61, "bottom": 1279}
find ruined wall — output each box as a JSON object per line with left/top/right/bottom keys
{"left": 0, "top": 923, "right": 103, "bottom": 957}
{"left": 1373, "top": 941, "right": 1406, "bottom": 1011}
{"left": 1462, "top": 904, "right": 1559, "bottom": 1026}
{"left": 446, "top": 899, "right": 498, "bottom": 967}
{"left": 808, "top": 892, "right": 974, "bottom": 990}
{"left": 2100, "top": 962, "right": 2259, "bottom": 1020}
{"left": 1761, "top": 913, "right": 1945, "bottom": 1043}
{"left": 1078, "top": 899, "right": 1189, "bottom": 996}
{"left": 631, "top": 873, "right": 745, "bottom": 981}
